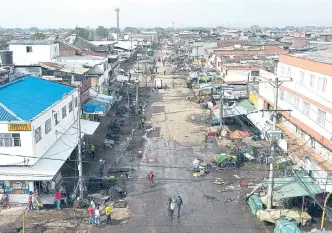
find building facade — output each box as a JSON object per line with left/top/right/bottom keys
{"left": 8, "top": 40, "right": 60, "bottom": 65}
{"left": 0, "top": 76, "right": 99, "bottom": 203}
{"left": 258, "top": 52, "right": 332, "bottom": 191}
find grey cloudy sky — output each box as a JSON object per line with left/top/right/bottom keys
{"left": 0, "top": 0, "right": 331, "bottom": 28}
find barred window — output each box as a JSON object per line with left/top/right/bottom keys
{"left": 0, "top": 133, "right": 21, "bottom": 147}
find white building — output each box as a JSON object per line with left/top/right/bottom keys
{"left": 257, "top": 51, "right": 332, "bottom": 191}
{"left": 53, "top": 55, "right": 111, "bottom": 93}
{"left": 0, "top": 76, "right": 99, "bottom": 203}
{"left": 8, "top": 39, "right": 60, "bottom": 65}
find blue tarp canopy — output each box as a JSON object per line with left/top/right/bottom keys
{"left": 83, "top": 103, "right": 104, "bottom": 115}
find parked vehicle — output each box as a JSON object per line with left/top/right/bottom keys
{"left": 154, "top": 78, "right": 163, "bottom": 89}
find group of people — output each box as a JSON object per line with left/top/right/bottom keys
{"left": 88, "top": 201, "right": 112, "bottom": 227}
{"left": 167, "top": 196, "right": 183, "bottom": 220}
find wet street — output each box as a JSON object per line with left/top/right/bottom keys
{"left": 91, "top": 66, "right": 272, "bottom": 233}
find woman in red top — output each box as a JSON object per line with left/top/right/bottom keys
{"left": 55, "top": 190, "right": 62, "bottom": 209}
{"left": 28, "top": 191, "right": 33, "bottom": 210}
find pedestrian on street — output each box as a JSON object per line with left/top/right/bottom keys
{"left": 28, "top": 191, "right": 33, "bottom": 210}
{"left": 55, "top": 189, "right": 61, "bottom": 210}
{"left": 176, "top": 196, "right": 183, "bottom": 217}
{"left": 167, "top": 198, "right": 176, "bottom": 220}
{"left": 164, "top": 70, "right": 166, "bottom": 75}
{"left": 2, "top": 193, "right": 9, "bottom": 209}
{"left": 88, "top": 205, "right": 95, "bottom": 224}
{"left": 94, "top": 206, "right": 101, "bottom": 227}
{"left": 91, "top": 144, "right": 95, "bottom": 158}
{"left": 105, "top": 204, "right": 112, "bottom": 224}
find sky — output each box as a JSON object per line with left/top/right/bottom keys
{"left": 0, "top": 0, "right": 332, "bottom": 29}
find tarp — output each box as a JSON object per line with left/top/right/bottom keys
{"left": 274, "top": 220, "right": 301, "bottom": 233}
{"left": 247, "top": 194, "right": 263, "bottom": 216}
{"left": 116, "top": 75, "right": 129, "bottom": 82}
{"left": 262, "top": 176, "right": 322, "bottom": 201}
{"left": 257, "top": 209, "right": 311, "bottom": 225}
{"left": 229, "top": 130, "right": 251, "bottom": 139}
{"left": 83, "top": 103, "right": 104, "bottom": 114}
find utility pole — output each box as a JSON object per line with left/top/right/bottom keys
{"left": 135, "top": 80, "right": 139, "bottom": 115}
{"left": 266, "top": 77, "right": 278, "bottom": 209}
{"left": 77, "top": 86, "right": 84, "bottom": 200}
{"left": 265, "top": 76, "right": 292, "bottom": 209}
{"left": 127, "top": 84, "right": 131, "bottom": 125}
{"left": 219, "top": 87, "right": 224, "bottom": 131}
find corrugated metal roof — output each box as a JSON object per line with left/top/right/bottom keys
{"left": 0, "top": 105, "right": 18, "bottom": 121}
{"left": 0, "top": 76, "right": 74, "bottom": 121}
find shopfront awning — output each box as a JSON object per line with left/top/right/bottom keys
{"left": 262, "top": 176, "right": 322, "bottom": 201}
{"left": 0, "top": 119, "right": 99, "bottom": 181}
{"left": 212, "top": 105, "right": 248, "bottom": 119}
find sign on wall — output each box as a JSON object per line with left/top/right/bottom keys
{"left": 8, "top": 124, "right": 31, "bottom": 131}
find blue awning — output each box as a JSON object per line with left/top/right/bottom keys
{"left": 83, "top": 103, "right": 104, "bottom": 114}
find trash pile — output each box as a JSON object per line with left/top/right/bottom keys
{"left": 189, "top": 158, "right": 208, "bottom": 177}
{"left": 210, "top": 153, "right": 236, "bottom": 167}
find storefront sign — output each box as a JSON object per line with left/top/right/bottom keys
{"left": 8, "top": 124, "right": 31, "bottom": 131}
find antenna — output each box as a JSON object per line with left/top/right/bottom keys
{"left": 115, "top": 8, "right": 120, "bottom": 41}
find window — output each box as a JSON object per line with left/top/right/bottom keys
{"left": 317, "top": 109, "right": 326, "bottom": 126}
{"left": 75, "top": 97, "right": 78, "bottom": 107}
{"left": 302, "top": 102, "right": 310, "bottom": 116}
{"left": 319, "top": 77, "right": 327, "bottom": 92}
{"left": 293, "top": 97, "right": 299, "bottom": 108}
{"left": 62, "top": 106, "right": 67, "bottom": 119}
{"left": 26, "top": 46, "right": 33, "bottom": 53}
{"left": 300, "top": 71, "right": 304, "bottom": 84}
{"left": 310, "top": 75, "right": 315, "bottom": 88}
{"left": 0, "top": 133, "right": 21, "bottom": 147}
{"left": 45, "top": 118, "right": 52, "bottom": 134}
{"left": 280, "top": 65, "right": 285, "bottom": 77}
{"left": 34, "top": 127, "right": 42, "bottom": 143}
{"left": 310, "top": 138, "right": 316, "bottom": 149}
{"left": 287, "top": 67, "right": 292, "bottom": 77}
{"left": 69, "top": 101, "right": 73, "bottom": 113}
{"left": 54, "top": 112, "right": 59, "bottom": 125}
{"left": 279, "top": 89, "right": 284, "bottom": 101}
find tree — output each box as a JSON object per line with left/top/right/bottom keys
{"left": 72, "top": 27, "right": 90, "bottom": 40}
{"left": 96, "top": 26, "right": 108, "bottom": 39}
{"left": 29, "top": 27, "right": 39, "bottom": 32}
{"left": 30, "top": 32, "right": 47, "bottom": 40}
{"left": 109, "top": 27, "right": 119, "bottom": 33}
{"left": 250, "top": 25, "right": 261, "bottom": 31}
{"left": 124, "top": 27, "right": 139, "bottom": 34}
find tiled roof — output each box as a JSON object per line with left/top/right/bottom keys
{"left": 0, "top": 76, "right": 74, "bottom": 121}
{"left": 0, "top": 105, "right": 18, "bottom": 121}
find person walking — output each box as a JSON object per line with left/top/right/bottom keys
{"left": 28, "top": 191, "right": 33, "bottom": 210}
{"left": 88, "top": 205, "right": 95, "bottom": 225}
{"left": 167, "top": 198, "right": 176, "bottom": 220}
{"left": 2, "top": 193, "right": 9, "bottom": 209}
{"left": 105, "top": 204, "right": 112, "bottom": 224}
{"left": 94, "top": 206, "right": 101, "bottom": 227}
{"left": 176, "top": 196, "right": 183, "bottom": 217}
{"left": 148, "top": 171, "right": 154, "bottom": 188}
{"left": 90, "top": 144, "right": 95, "bottom": 158}
{"left": 55, "top": 189, "right": 61, "bottom": 210}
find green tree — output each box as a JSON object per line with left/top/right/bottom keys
{"left": 124, "top": 27, "right": 139, "bottom": 34}
{"left": 109, "top": 27, "right": 119, "bottom": 33}
{"left": 96, "top": 26, "right": 108, "bottom": 39}
{"left": 29, "top": 27, "right": 39, "bottom": 32}
{"left": 72, "top": 27, "right": 90, "bottom": 40}
{"left": 30, "top": 32, "right": 47, "bottom": 40}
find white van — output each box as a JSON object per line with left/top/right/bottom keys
{"left": 154, "top": 78, "right": 163, "bottom": 89}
